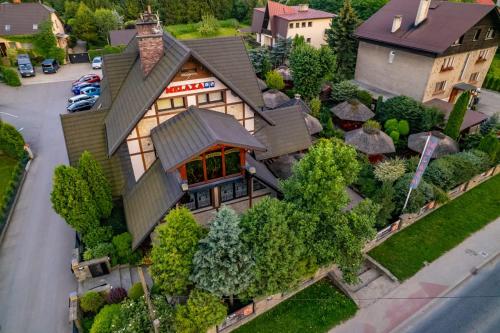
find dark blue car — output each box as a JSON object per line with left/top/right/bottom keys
{"left": 72, "top": 82, "right": 100, "bottom": 95}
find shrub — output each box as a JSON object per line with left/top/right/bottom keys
{"left": 90, "top": 304, "right": 121, "bottom": 333}
{"left": 83, "top": 242, "right": 115, "bottom": 261}
{"left": 111, "top": 297, "right": 151, "bottom": 333}
{"left": 478, "top": 132, "right": 500, "bottom": 162}
{"left": 398, "top": 120, "right": 410, "bottom": 136}
{"left": 363, "top": 119, "right": 381, "bottom": 132}
{"left": 197, "top": 13, "right": 219, "bottom": 36}
{"left": 394, "top": 173, "right": 435, "bottom": 214}
{"left": 389, "top": 130, "right": 400, "bottom": 143}
{"left": 354, "top": 155, "right": 379, "bottom": 198}
{"left": 265, "top": 70, "right": 285, "bottom": 90}
{"left": 480, "top": 113, "right": 500, "bottom": 135}
{"left": 372, "top": 182, "right": 395, "bottom": 229}
{"left": 83, "top": 225, "right": 113, "bottom": 249}
{"left": 331, "top": 80, "right": 359, "bottom": 104}
{"left": 377, "top": 96, "right": 444, "bottom": 132}
{"left": 309, "top": 97, "right": 321, "bottom": 119}
{"left": 112, "top": 232, "right": 140, "bottom": 265}
{"left": 80, "top": 291, "right": 105, "bottom": 313}
{"left": 0, "top": 120, "right": 25, "bottom": 159}
{"left": 88, "top": 44, "right": 125, "bottom": 60}
{"left": 174, "top": 289, "right": 227, "bottom": 333}
{"left": 444, "top": 92, "right": 470, "bottom": 140}
{"left": 384, "top": 119, "right": 399, "bottom": 133}
{"left": 106, "top": 287, "right": 127, "bottom": 304}
{"left": 128, "top": 283, "right": 144, "bottom": 300}
{"left": 468, "top": 149, "right": 493, "bottom": 171}
{"left": 356, "top": 90, "right": 373, "bottom": 107}
{"left": 373, "top": 158, "right": 406, "bottom": 183}
{"left": 151, "top": 295, "right": 176, "bottom": 333}
{"left": 0, "top": 67, "right": 21, "bottom": 87}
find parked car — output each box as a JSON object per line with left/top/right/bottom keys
{"left": 72, "top": 74, "right": 100, "bottom": 86}
{"left": 17, "top": 54, "right": 35, "bottom": 77}
{"left": 68, "top": 94, "right": 98, "bottom": 105}
{"left": 67, "top": 98, "right": 96, "bottom": 112}
{"left": 92, "top": 56, "right": 102, "bottom": 69}
{"left": 41, "top": 59, "right": 59, "bottom": 74}
{"left": 72, "top": 82, "right": 100, "bottom": 95}
{"left": 80, "top": 86, "right": 100, "bottom": 97}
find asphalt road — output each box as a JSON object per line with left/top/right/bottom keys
{"left": 401, "top": 258, "right": 500, "bottom": 333}
{"left": 0, "top": 77, "right": 84, "bottom": 332}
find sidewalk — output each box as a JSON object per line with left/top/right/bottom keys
{"left": 330, "top": 216, "right": 500, "bottom": 333}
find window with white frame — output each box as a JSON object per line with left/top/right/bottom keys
{"left": 434, "top": 80, "right": 447, "bottom": 93}
{"left": 485, "top": 28, "right": 496, "bottom": 40}
{"left": 469, "top": 72, "right": 480, "bottom": 82}
{"left": 156, "top": 97, "right": 185, "bottom": 111}
{"left": 197, "top": 91, "right": 224, "bottom": 105}
{"left": 441, "top": 56, "right": 454, "bottom": 71}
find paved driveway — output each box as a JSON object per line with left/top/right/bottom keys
{"left": 477, "top": 89, "right": 500, "bottom": 117}
{"left": 20, "top": 63, "right": 102, "bottom": 86}
{"left": 0, "top": 68, "right": 94, "bottom": 332}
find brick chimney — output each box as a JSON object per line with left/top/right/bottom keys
{"left": 136, "top": 7, "right": 164, "bottom": 77}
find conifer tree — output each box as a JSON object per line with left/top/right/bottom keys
{"left": 326, "top": 0, "right": 361, "bottom": 81}
{"left": 191, "top": 206, "right": 254, "bottom": 305}
{"left": 444, "top": 91, "right": 470, "bottom": 140}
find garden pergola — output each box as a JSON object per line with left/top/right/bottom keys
{"left": 407, "top": 131, "right": 459, "bottom": 158}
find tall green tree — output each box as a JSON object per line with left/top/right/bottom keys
{"left": 73, "top": 3, "right": 98, "bottom": 44}
{"left": 33, "top": 20, "right": 66, "bottom": 64}
{"left": 191, "top": 206, "right": 254, "bottom": 305}
{"left": 281, "top": 139, "right": 377, "bottom": 281}
{"left": 78, "top": 151, "right": 113, "bottom": 219}
{"left": 94, "top": 9, "right": 122, "bottom": 44}
{"left": 444, "top": 91, "right": 470, "bottom": 140}
{"left": 318, "top": 45, "right": 336, "bottom": 81}
{"left": 51, "top": 165, "right": 100, "bottom": 234}
{"left": 240, "top": 197, "right": 304, "bottom": 297}
{"left": 174, "top": 289, "right": 227, "bottom": 333}
{"left": 150, "top": 207, "right": 206, "bottom": 296}
{"left": 326, "top": 0, "right": 361, "bottom": 82}
{"left": 289, "top": 43, "right": 322, "bottom": 100}
{"left": 248, "top": 47, "right": 271, "bottom": 77}
{"left": 270, "top": 37, "right": 293, "bottom": 68}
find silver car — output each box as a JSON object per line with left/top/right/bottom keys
{"left": 68, "top": 94, "right": 97, "bottom": 105}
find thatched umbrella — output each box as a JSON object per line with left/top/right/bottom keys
{"left": 263, "top": 89, "right": 290, "bottom": 109}
{"left": 345, "top": 121, "right": 395, "bottom": 157}
{"left": 303, "top": 113, "right": 323, "bottom": 135}
{"left": 276, "top": 66, "right": 292, "bottom": 82}
{"left": 267, "top": 154, "right": 303, "bottom": 179}
{"left": 331, "top": 99, "right": 375, "bottom": 122}
{"left": 408, "top": 131, "right": 459, "bottom": 158}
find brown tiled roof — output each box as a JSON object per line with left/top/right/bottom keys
{"left": 151, "top": 107, "right": 266, "bottom": 172}
{"left": 109, "top": 29, "right": 137, "bottom": 46}
{"left": 0, "top": 3, "right": 53, "bottom": 36}
{"left": 355, "top": 0, "right": 497, "bottom": 54}
{"left": 424, "top": 98, "right": 488, "bottom": 131}
{"left": 254, "top": 4, "right": 334, "bottom": 20}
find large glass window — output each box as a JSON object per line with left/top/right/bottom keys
{"left": 198, "top": 91, "right": 224, "bottom": 105}
{"left": 224, "top": 148, "right": 241, "bottom": 175}
{"left": 220, "top": 179, "right": 248, "bottom": 203}
{"left": 157, "top": 97, "right": 185, "bottom": 111}
{"left": 186, "top": 158, "right": 204, "bottom": 184}
{"left": 181, "top": 189, "right": 212, "bottom": 210}
{"left": 205, "top": 151, "right": 223, "bottom": 180}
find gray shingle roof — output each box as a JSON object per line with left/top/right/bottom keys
{"left": 0, "top": 3, "right": 53, "bottom": 36}
{"left": 123, "top": 160, "right": 184, "bottom": 249}
{"left": 254, "top": 105, "right": 312, "bottom": 160}
{"left": 60, "top": 110, "right": 133, "bottom": 196}
{"left": 109, "top": 29, "right": 137, "bottom": 46}
{"left": 104, "top": 33, "right": 191, "bottom": 155}
{"left": 104, "top": 34, "right": 272, "bottom": 156}
{"left": 151, "top": 107, "right": 266, "bottom": 172}
{"left": 102, "top": 52, "right": 137, "bottom": 101}
{"left": 246, "top": 153, "right": 280, "bottom": 191}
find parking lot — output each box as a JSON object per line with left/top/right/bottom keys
{"left": 20, "top": 62, "right": 102, "bottom": 86}
{"left": 0, "top": 63, "right": 101, "bottom": 333}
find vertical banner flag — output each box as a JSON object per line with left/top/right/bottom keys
{"left": 410, "top": 134, "right": 439, "bottom": 189}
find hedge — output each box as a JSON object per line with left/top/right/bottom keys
{"left": 88, "top": 45, "right": 126, "bottom": 60}
{"left": 0, "top": 121, "right": 25, "bottom": 159}
{"left": 0, "top": 154, "right": 28, "bottom": 225}
{"left": 0, "top": 67, "right": 21, "bottom": 87}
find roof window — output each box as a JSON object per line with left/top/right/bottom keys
{"left": 5, "top": 25, "right": 11, "bottom": 32}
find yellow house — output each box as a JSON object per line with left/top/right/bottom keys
{"left": 250, "top": 1, "right": 335, "bottom": 48}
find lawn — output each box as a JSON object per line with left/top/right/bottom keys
{"left": 165, "top": 19, "right": 249, "bottom": 40}
{"left": 0, "top": 155, "right": 18, "bottom": 203}
{"left": 369, "top": 174, "right": 500, "bottom": 281}
{"left": 233, "top": 279, "right": 357, "bottom": 333}
{"left": 486, "top": 53, "right": 500, "bottom": 79}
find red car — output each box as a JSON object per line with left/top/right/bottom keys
{"left": 72, "top": 74, "right": 100, "bottom": 87}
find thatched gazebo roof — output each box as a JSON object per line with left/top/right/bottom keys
{"left": 345, "top": 123, "right": 395, "bottom": 155}
{"left": 263, "top": 89, "right": 290, "bottom": 109}
{"left": 276, "top": 66, "right": 292, "bottom": 81}
{"left": 267, "top": 154, "right": 303, "bottom": 179}
{"left": 331, "top": 99, "right": 375, "bottom": 122}
{"left": 408, "top": 131, "right": 459, "bottom": 158}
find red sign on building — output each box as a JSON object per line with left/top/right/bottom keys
{"left": 165, "top": 81, "right": 215, "bottom": 94}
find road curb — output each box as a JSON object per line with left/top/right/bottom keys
{"left": 0, "top": 158, "right": 32, "bottom": 245}
{"left": 390, "top": 248, "right": 500, "bottom": 333}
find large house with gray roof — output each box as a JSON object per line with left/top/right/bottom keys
{"left": 61, "top": 11, "right": 314, "bottom": 249}
{"left": 354, "top": 0, "right": 499, "bottom": 103}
